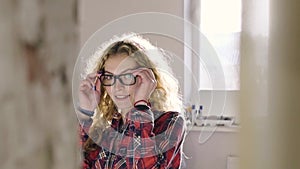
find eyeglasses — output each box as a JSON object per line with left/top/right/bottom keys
{"left": 99, "top": 72, "right": 137, "bottom": 86}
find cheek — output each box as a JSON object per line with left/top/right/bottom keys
{"left": 104, "top": 86, "right": 113, "bottom": 96}
{"left": 105, "top": 86, "right": 134, "bottom": 94}
{"left": 128, "top": 84, "right": 138, "bottom": 96}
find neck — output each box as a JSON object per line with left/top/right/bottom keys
{"left": 118, "top": 107, "right": 131, "bottom": 119}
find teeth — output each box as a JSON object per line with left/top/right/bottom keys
{"left": 115, "top": 95, "right": 129, "bottom": 99}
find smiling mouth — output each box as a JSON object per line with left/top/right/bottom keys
{"left": 115, "top": 95, "right": 130, "bottom": 100}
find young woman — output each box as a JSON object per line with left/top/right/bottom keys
{"left": 77, "top": 33, "right": 186, "bottom": 169}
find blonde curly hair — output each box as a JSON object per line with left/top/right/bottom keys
{"left": 83, "top": 33, "right": 183, "bottom": 150}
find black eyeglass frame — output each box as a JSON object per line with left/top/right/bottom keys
{"left": 98, "top": 72, "right": 137, "bottom": 86}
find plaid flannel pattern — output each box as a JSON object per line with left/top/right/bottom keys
{"left": 79, "top": 108, "right": 185, "bottom": 169}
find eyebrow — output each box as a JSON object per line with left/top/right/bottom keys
{"left": 103, "top": 67, "right": 139, "bottom": 75}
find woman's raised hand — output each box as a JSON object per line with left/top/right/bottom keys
{"left": 78, "top": 72, "right": 101, "bottom": 111}
{"left": 132, "top": 68, "right": 157, "bottom": 103}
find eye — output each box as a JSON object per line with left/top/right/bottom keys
{"left": 122, "top": 73, "right": 134, "bottom": 79}
{"left": 103, "top": 75, "right": 113, "bottom": 80}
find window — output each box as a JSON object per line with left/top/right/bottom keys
{"left": 200, "top": 0, "right": 241, "bottom": 90}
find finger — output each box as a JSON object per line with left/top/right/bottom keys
{"left": 132, "top": 70, "right": 147, "bottom": 83}
{"left": 94, "top": 78, "right": 101, "bottom": 91}
{"left": 132, "top": 68, "right": 150, "bottom": 77}
{"left": 138, "top": 68, "right": 156, "bottom": 83}
{"left": 80, "top": 79, "right": 92, "bottom": 87}
{"left": 144, "top": 74, "right": 157, "bottom": 92}
{"left": 86, "top": 72, "right": 98, "bottom": 81}
{"left": 85, "top": 73, "right": 99, "bottom": 88}
{"left": 79, "top": 80, "right": 93, "bottom": 90}
{"left": 87, "top": 72, "right": 102, "bottom": 84}
{"left": 142, "top": 69, "right": 157, "bottom": 90}
{"left": 132, "top": 67, "right": 152, "bottom": 73}
{"left": 131, "top": 67, "right": 149, "bottom": 74}
{"left": 144, "top": 69, "right": 156, "bottom": 81}
{"left": 134, "top": 71, "right": 157, "bottom": 93}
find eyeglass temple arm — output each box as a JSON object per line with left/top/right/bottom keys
{"left": 97, "top": 69, "right": 104, "bottom": 75}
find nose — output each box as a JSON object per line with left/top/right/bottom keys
{"left": 113, "top": 78, "right": 125, "bottom": 91}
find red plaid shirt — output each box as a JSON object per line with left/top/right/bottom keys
{"left": 79, "top": 108, "right": 185, "bottom": 169}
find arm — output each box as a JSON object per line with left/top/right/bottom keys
{"left": 155, "top": 112, "right": 185, "bottom": 168}
{"left": 122, "top": 107, "right": 156, "bottom": 158}
{"left": 124, "top": 68, "right": 185, "bottom": 168}
{"left": 78, "top": 117, "right": 101, "bottom": 169}
{"left": 77, "top": 72, "right": 102, "bottom": 168}
{"left": 123, "top": 109, "right": 185, "bottom": 169}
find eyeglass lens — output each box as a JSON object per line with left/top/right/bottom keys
{"left": 100, "top": 73, "right": 136, "bottom": 86}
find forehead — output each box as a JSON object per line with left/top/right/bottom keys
{"left": 104, "top": 53, "right": 138, "bottom": 74}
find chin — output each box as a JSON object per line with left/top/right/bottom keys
{"left": 115, "top": 101, "right": 133, "bottom": 110}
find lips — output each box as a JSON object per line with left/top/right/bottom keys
{"left": 115, "top": 95, "right": 130, "bottom": 100}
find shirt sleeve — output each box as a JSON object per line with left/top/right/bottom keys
{"left": 124, "top": 109, "right": 186, "bottom": 169}
{"left": 78, "top": 118, "right": 101, "bottom": 169}
{"left": 126, "top": 107, "right": 155, "bottom": 138}
{"left": 123, "top": 107, "right": 156, "bottom": 167}
{"left": 153, "top": 111, "right": 185, "bottom": 168}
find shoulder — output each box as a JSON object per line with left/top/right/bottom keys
{"left": 153, "top": 111, "right": 185, "bottom": 135}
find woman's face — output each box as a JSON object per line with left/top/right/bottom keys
{"left": 102, "top": 53, "right": 140, "bottom": 112}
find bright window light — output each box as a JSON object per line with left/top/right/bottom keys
{"left": 201, "top": 0, "right": 242, "bottom": 34}
{"left": 200, "top": 0, "right": 241, "bottom": 90}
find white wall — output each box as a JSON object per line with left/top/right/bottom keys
{"left": 184, "top": 129, "right": 239, "bottom": 169}
{"left": 79, "top": 2, "right": 240, "bottom": 169}
{"left": 79, "top": 1, "right": 240, "bottom": 118}
{"left": 79, "top": 0, "right": 185, "bottom": 89}
{"left": 79, "top": 0, "right": 183, "bottom": 45}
